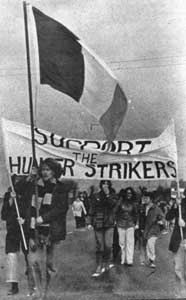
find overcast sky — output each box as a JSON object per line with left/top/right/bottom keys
{"left": 0, "top": 0, "right": 186, "bottom": 193}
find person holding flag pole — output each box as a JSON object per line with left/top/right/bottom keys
{"left": 1, "top": 184, "right": 29, "bottom": 295}
{"left": 166, "top": 161, "right": 186, "bottom": 295}
{"left": 12, "top": 5, "right": 70, "bottom": 299}
{"left": 166, "top": 188, "right": 186, "bottom": 294}
{"left": 14, "top": 158, "right": 70, "bottom": 298}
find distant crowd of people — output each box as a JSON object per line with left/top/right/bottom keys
{"left": 1, "top": 158, "right": 186, "bottom": 297}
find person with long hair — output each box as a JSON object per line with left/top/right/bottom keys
{"left": 115, "top": 187, "right": 137, "bottom": 266}
{"left": 15, "top": 158, "right": 71, "bottom": 297}
{"left": 87, "top": 180, "right": 117, "bottom": 277}
{"left": 166, "top": 189, "right": 186, "bottom": 295}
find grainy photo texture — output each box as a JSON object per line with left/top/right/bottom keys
{"left": 0, "top": 1, "right": 186, "bottom": 299}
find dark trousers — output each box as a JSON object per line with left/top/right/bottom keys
{"left": 112, "top": 225, "right": 120, "bottom": 263}
{"left": 75, "top": 216, "right": 85, "bottom": 228}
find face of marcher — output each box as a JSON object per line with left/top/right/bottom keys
{"left": 102, "top": 181, "right": 110, "bottom": 195}
{"left": 145, "top": 196, "right": 151, "bottom": 205}
{"left": 126, "top": 189, "right": 133, "bottom": 200}
{"left": 41, "top": 164, "right": 55, "bottom": 181}
{"left": 79, "top": 193, "right": 84, "bottom": 200}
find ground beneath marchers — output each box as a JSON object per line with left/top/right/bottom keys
{"left": 0, "top": 206, "right": 184, "bottom": 300}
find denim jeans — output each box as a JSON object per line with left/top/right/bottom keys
{"left": 28, "top": 234, "right": 60, "bottom": 293}
{"left": 173, "top": 241, "right": 186, "bottom": 284}
{"left": 146, "top": 236, "right": 157, "bottom": 262}
{"left": 94, "top": 227, "right": 114, "bottom": 266}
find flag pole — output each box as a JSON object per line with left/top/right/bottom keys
{"left": 175, "top": 156, "right": 183, "bottom": 241}
{"left": 23, "top": 1, "right": 36, "bottom": 164}
{"left": 23, "top": 1, "right": 39, "bottom": 222}
{"left": 172, "top": 119, "right": 184, "bottom": 241}
{"left": 176, "top": 172, "right": 183, "bottom": 241}
{"left": 12, "top": 191, "right": 28, "bottom": 251}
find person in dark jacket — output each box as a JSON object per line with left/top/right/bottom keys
{"left": 1, "top": 187, "right": 22, "bottom": 295}
{"left": 15, "top": 158, "right": 70, "bottom": 297}
{"left": 87, "top": 180, "right": 117, "bottom": 277}
{"left": 143, "top": 192, "right": 164, "bottom": 268}
{"left": 1, "top": 184, "right": 31, "bottom": 295}
{"left": 166, "top": 190, "right": 186, "bottom": 288}
{"left": 115, "top": 187, "right": 137, "bottom": 266}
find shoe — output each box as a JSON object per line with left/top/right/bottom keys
{"left": 126, "top": 263, "right": 133, "bottom": 267}
{"left": 108, "top": 263, "right": 115, "bottom": 269}
{"left": 149, "top": 262, "right": 156, "bottom": 268}
{"left": 7, "top": 287, "right": 19, "bottom": 295}
{"left": 162, "top": 231, "right": 168, "bottom": 235}
{"left": 92, "top": 271, "right": 101, "bottom": 277}
{"left": 48, "top": 265, "right": 57, "bottom": 273}
{"left": 7, "top": 283, "right": 19, "bottom": 295}
{"left": 101, "top": 267, "right": 106, "bottom": 274}
{"left": 27, "top": 288, "right": 42, "bottom": 298}
{"left": 92, "top": 265, "right": 102, "bottom": 277}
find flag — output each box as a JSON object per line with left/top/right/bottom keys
{"left": 32, "top": 7, "right": 128, "bottom": 142}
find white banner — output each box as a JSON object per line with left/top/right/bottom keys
{"left": 2, "top": 118, "right": 177, "bottom": 181}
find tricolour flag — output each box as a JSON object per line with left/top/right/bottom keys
{"left": 32, "top": 7, "right": 128, "bottom": 142}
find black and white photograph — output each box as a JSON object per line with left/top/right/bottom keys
{"left": 0, "top": 0, "right": 186, "bottom": 299}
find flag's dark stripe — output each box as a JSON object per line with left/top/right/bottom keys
{"left": 33, "top": 7, "right": 84, "bottom": 102}
{"left": 99, "top": 84, "right": 128, "bottom": 141}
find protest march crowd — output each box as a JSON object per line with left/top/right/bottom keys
{"left": 1, "top": 158, "right": 186, "bottom": 298}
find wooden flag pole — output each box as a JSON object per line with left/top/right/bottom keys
{"left": 172, "top": 119, "right": 184, "bottom": 241}
{"left": 8, "top": 174, "right": 28, "bottom": 251}
{"left": 12, "top": 192, "right": 28, "bottom": 251}
{"left": 23, "top": 1, "right": 39, "bottom": 223}
{"left": 23, "top": 1, "right": 36, "bottom": 163}
{"left": 176, "top": 165, "right": 183, "bottom": 241}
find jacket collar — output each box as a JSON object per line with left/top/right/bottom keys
{"left": 37, "top": 177, "right": 57, "bottom": 187}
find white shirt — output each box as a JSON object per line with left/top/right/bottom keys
{"left": 72, "top": 200, "right": 87, "bottom": 217}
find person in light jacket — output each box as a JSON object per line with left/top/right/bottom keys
{"left": 72, "top": 191, "right": 87, "bottom": 229}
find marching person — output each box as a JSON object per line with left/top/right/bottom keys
{"left": 72, "top": 191, "right": 87, "bottom": 229}
{"left": 115, "top": 187, "right": 137, "bottom": 266}
{"left": 87, "top": 180, "right": 117, "bottom": 277}
{"left": 166, "top": 189, "right": 186, "bottom": 292}
{"left": 143, "top": 192, "right": 165, "bottom": 268}
{"left": 137, "top": 194, "right": 149, "bottom": 265}
{"left": 15, "top": 158, "right": 71, "bottom": 297}
{"left": 1, "top": 186, "right": 29, "bottom": 295}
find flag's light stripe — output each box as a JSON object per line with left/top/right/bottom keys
{"left": 79, "top": 40, "right": 117, "bottom": 81}
{"left": 80, "top": 47, "right": 116, "bottom": 120}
